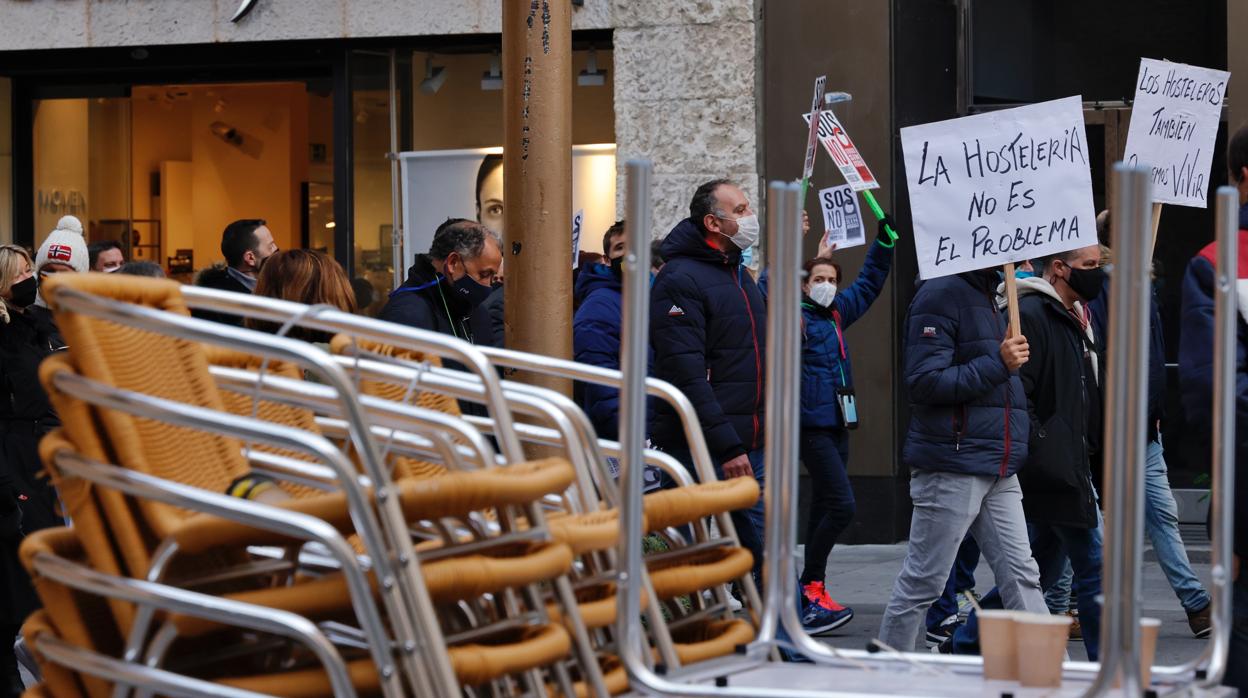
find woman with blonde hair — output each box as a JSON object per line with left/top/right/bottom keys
{"left": 247, "top": 249, "right": 356, "bottom": 344}
{"left": 0, "top": 244, "right": 65, "bottom": 696}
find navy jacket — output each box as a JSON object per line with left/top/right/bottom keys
{"left": 902, "top": 269, "right": 1029, "bottom": 477}
{"left": 1179, "top": 202, "right": 1248, "bottom": 557}
{"left": 797, "top": 241, "right": 893, "bottom": 429}
{"left": 379, "top": 255, "right": 475, "bottom": 342}
{"left": 1088, "top": 278, "right": 1165, "bottom": 441}
{"left": 574, "top": 263, "right": 654, "bottom": 440}
{"left": 649, "top": 219, "right": 767, "bottom": 462}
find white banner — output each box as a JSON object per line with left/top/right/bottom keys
{"left": 818, "top": 184, "right": 866, "bottom": 250}
{"left": 1123, "top": 58, "right": 1230, "bottom": 208}
{"left": 900, "top": 96, "right": 1096, "bottom": 280}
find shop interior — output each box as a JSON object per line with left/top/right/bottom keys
{"left": 22, "top": 47, "right": 615, "bottom": 296}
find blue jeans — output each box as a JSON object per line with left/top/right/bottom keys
{"left": 1225, "top": 576, "right": 1248, "bottom": 691}
{"left": 926, "top": 535, "right": 980, "bottom": 631}
{"left": 1044, "top": 556, "right": 1074, "bottom": 614}
{"left": 1144, "top": 439, "right": 1211, "bottom": 612}
{"left": 661, "top": 445, "right": 766, "bottom": 581}
{"left": 954, "top": 520, "right": 1103, "bottom": 661}
{"left": 799, "top": 428, "right": 853, "bottom": 585}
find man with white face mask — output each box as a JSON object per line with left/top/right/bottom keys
{"left": 650, "top": 179, "right": 768, "bottom": 581}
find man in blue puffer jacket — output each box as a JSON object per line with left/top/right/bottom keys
{"left": 878, "top": 267, "right": 1049, "bottom": 651}
{"left": 574, "top": 222, "right": 629, "bottom": 440}
{"left": 650, "top": 179, "right": 768, "bottom": 578}
{"left": 1180, "top": 122, "right": 1248, "bottom": 692}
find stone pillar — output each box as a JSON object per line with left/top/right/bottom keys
{"left": 1230, "top": 2, "right": 1248, "bottom": 139}
{"left": 611, "top": 2, "right": 761, "bottom": 240}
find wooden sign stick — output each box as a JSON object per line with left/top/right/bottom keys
{"left": 1149, "top": 202, "right": 1163, "bottom": 255}
{"left": 1003, "top": 263, "right": 1021, "bottom": 338}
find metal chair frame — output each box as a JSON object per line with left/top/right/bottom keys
{"left": 46, "top": 286, "right": 452, "bottom": 696}
{"left": 29, "top": 547, "right": 359, "bottom": 698}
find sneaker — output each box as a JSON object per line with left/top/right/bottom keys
{"left": 956, "top": 590, "right": 981, "bottom": 621}
{"left": 1188, "top": 603, "right": 1212, "bottom": 639}
{"left": 1067, "top": 611, "right": 1082, "bottom": 641}
{"left": 802, "top": 581, "right": 840, "bottom": 611}
{"left": 800, "top": 592, "right": 853, "bottom": 636}
{"left": 926, "top": 614, "right": 960, "bottom": 645}
{"left": 931, "top": 636, "right": 954, "bottom": 654}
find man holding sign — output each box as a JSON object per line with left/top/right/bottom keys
{"left": 880, "top": 97, "right": 1097, "bottom": 650}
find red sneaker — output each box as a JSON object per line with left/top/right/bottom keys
{"left": 802, "top": 581, "right": 846, "bottom": 612}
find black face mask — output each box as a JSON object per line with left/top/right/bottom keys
{"left": 451, "top": 272, "right": 493, "bottom": 308}
{"left": 8, "top": 276, "right": 37, "bottom": 308}
{"left": 609, "top": 255, "right": 624, "bottom": 280}
{"left": 1064, "top": 265, "right": 1106, "bottom": 302}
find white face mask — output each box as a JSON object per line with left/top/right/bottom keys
{"left": 809, "top": 281, "right": 837, "bottom": 308}
{"left": 720, "top": 213, "right": 760, "bottom": 250}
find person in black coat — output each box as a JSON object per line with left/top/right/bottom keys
{"left": 1013, "top": 242, "right": 1106, "bottom": 661}
{"left": 379, "top": 218, "right": 502, "bottom": 343}
{"left": 0, "top": 245, "right": 66, "bottom": 697}
{"left": 192, "top": 219, "right": 278, "bottom": 327}
{"left": 649, "top": 179, "right": 767, "bottom": 578}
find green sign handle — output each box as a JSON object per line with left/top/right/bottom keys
{"left": 862, "top": 189, "right": 898, "bottom": 248}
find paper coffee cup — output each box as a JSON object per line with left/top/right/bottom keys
{"left": 1014, "top": 612, "right": 1071, "bottom": 688}
{"left": 1111, "top": 617, "right": 1162, "bottom": 688}
{"left": 978, "top": 610, "right": 1020, "bottom": 680}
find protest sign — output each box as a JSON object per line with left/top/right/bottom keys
{"left": 802, "top": 110, "right": 879, "bottom": 191}
{"left": 802, "top": 76, "right": 827, "bottom": 185}
{"left": 1123, "top": 58, "right": 1229, "bottom": 208}
{"left": 571, "top": 208, "right": 584, "bottom": 269}
{"left": 818, "top": 184, "right": 867, "bottom": 250}
{"left": 900, "top": 95, "right": 1096, "bottom": 281}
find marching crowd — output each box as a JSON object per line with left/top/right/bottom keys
{"left": 1, "top": 124, "right": 1248, "bottom": 694}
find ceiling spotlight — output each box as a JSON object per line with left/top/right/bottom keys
{"left": 420, "top": 54, "right": 448, "bottom": 95}
{"left": 481, "top": 51, "right": 502, "bottom": 91}
{"left": 825, "top": 91, "right": 853, "bottom": 107}
{"left": 577, "top": 46, "right": 607, "bottom": 87}
{"left": 214, "top": 98, "right": 228, "bottom": 114}
{"left": 355, "top": 109, "right": 369, "bottom": 124}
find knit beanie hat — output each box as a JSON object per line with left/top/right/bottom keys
{"left": 35, "top": 216, "right": 88, "bottom": 275}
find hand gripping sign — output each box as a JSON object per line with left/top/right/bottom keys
{"left": 900, "top": 96, "right": 1096, "bottom": 281}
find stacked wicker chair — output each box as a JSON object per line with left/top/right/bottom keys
{"left": 15, "top": 272, "right": 768, "bottom": 697}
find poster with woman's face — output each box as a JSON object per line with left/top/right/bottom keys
{"left": 398, "top": 145, "right": 617, "bottom": 270}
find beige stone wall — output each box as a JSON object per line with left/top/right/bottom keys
{"left": 611, "top": 0, "right": 760, "bottom": 239}
{"left": 0, "top": 0, "right": 612, "bottom": 48}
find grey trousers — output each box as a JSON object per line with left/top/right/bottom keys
{"left": 878, "top": 470, "right": 1048, "bottom": 651}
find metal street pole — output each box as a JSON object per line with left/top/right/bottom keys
{"left": 503, "top": 0, "right": 573, "bottom": 396}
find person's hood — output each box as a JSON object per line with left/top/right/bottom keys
{"left": 574, "top": 261, "right": 620, "bottom": 304}
{"left": 400, "top": 254, "right": 440, "bottom": 288}
{"left": 996, "top": 274, "right": 1065, "bottom": 309}
{"left": 660, "top": 218, "right": 741, "bottom": 267}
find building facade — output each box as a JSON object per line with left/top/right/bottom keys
{"left": 0, "top": 0, "right": 1240, "bottom": 542}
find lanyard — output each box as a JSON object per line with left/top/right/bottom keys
{"left": 830, "top": 310, "right": 849, "bottom": 386}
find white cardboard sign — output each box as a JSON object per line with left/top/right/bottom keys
{"left": 571, "top": 209, "right": 585, "bottom": 269}
{"left": 802, "top": 76, "right": 827, "bottom": 182}
{"left": 802, "top": 110, "right": 879, "bottom": 191}
{"left": 1123, "top": 58, "right": 1229, "bottom": 208}
{"left": 900, "top": 96, "right": 1096, "bottom": 280}
{"left": 818, "top": 184, "right": 866, "bottom": 250}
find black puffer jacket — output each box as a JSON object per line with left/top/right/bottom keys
{"left": 0, "top": 304, "right": 65, "bottom": 624}
{"left": 1015, "top": 279, "right": 1100, "bottom": 529}
{"left": 192, "top": 266, "right": 251, "bottom": 327}
{"left": 649, "top": 219, "right": 767, "bottom": 463}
